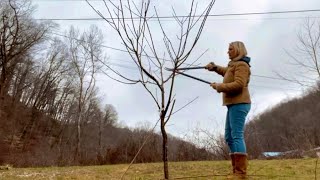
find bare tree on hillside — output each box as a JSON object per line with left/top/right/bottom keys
{"left": 65, "top": 26, "right": 104, "bottom": 161}
{"left": 278, "top": 18, "right": 320, "bottom": 87}
{"left": 0, "top": 0, "right": 53, "bottom": 100}
{"left": 103, "top": 104, "right": 118, "bottom": 127}
{"left": 86, "top": 0, "right": 215, "bottom": 178}
{"left": 19, "top": 38, "right": 69, "bottom": 146}
{"left": 97, "top": 104, "right": 118, "bottom": 160}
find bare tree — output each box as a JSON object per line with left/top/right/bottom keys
{"left": 103, "top": 104, "right": 118, "bottom": 127}
{"left": 86, "top": 0, "right": 215, "bottom": 178}
{"left": 97, "top": 104, "right": 118, "bottom": 159}
{"left": 65, "top": 25, "right": 104, "bottom": 161}
{"left": 0, "top": 0, "right": 53, "bottom": 100}
{"left": 277, "top": 18, "right": 320, "bottom": 87}
{"left": 196, "top": 129, "right": 229, "bottom": 160}
{"left": 19, "top": 38, "right": 68, "bottom": 146}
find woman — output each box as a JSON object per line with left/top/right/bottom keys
{"left": 205, "top": 41, "right": 251, "bottom": 177}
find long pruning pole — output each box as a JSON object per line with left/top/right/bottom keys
{"left": 165, "top": 66, "right": 211, "bottom": 85}
{"left": 175, "top": 71, "right": 211, "bottom": 84}
{"left": 165, "top": 66, "right": 206, "bottom": 71}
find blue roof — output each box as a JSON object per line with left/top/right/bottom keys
{"left": 263, "top": 152, "right": 282, "bottom": 157}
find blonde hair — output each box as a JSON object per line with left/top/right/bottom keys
{"left": 229, "top": 41, "right": 247, "bottom": 61}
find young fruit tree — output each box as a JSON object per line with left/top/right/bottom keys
{"left": 86, "top": 0, "right": 216, "bottom": 178}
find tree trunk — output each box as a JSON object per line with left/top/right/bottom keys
{"left": 97, "top": 117, "right": 103, "bottom": 163}
{"left": 75, "top": 112, "right": 82, "bottom": 161}
{"left": 0, "top": 65, "right": 7, "bottom": 99}
{"left": 160, "top": 113, "right": 169, "bottom": 179}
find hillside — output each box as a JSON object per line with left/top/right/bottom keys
{"left": 0, "top": 96, "right": 213, "bottom": 167}
{"left": 245, "top": 84, "right": 320, "bottom": 158}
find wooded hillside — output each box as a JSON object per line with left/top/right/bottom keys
{"left": 245, "top": 84, "right": 320, "bottom": 158}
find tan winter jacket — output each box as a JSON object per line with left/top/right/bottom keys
{"left": 214, "top": 60, "right": 251, "bottom": 106}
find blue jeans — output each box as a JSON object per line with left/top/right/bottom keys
{"left": 225, "top": 103, "right": 251, "bottom": 153}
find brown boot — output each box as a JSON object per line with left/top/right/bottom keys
{"left": 234, "top": 153, "right": 248, "bottom": 179}
{"left": 226, "top": 153, "right": 235, "bottom": 179}
{"left": 230, "top": 153, "right": 235, "bottom": 173}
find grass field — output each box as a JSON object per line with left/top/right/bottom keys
{"left": 0, "top": 158, "right": 319, "bottom": 179}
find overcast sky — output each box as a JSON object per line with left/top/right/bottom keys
{"left": 32, "top": 0, "right": 320, "bottom": 139}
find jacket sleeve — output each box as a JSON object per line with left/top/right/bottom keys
{"left": 214, "top": 65, "right": 227, "bottom": 76}
{"left": 215, "top": 62, "right": 250, "bottom": 93}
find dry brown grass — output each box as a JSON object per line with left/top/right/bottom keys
{"left": 0, "top": 158, "right": 319, "bottom": 179}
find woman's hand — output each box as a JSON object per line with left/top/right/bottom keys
{"left": 210, "top": 82, "right": 217, "bottom": 89}
{"left": 205, "top": 62, "right": 217, "bottom": 71}
{"left": 210, "top": 82, "right": 221, "bottom": 93}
